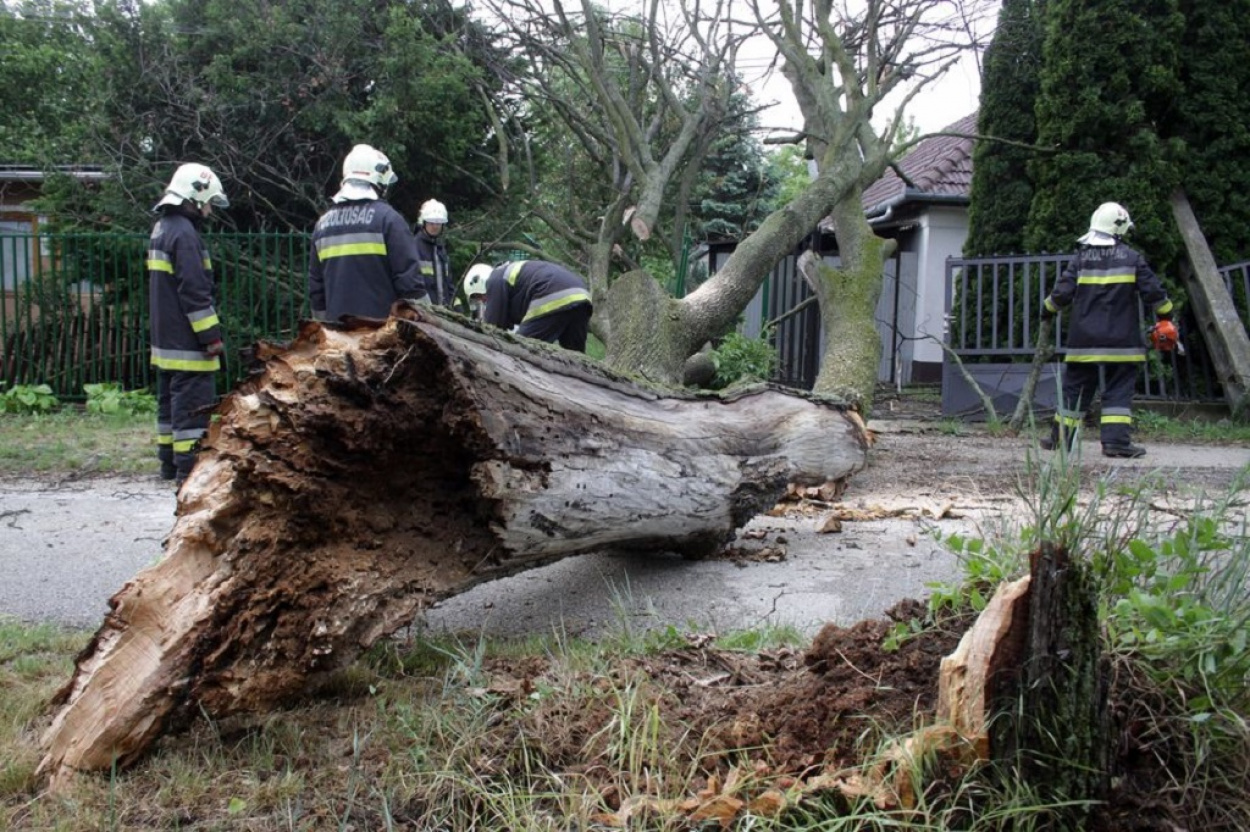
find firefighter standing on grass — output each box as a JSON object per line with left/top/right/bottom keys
{"left": 308, "top": 144, "right": 427, "bottom": 321}
{"left": 1041, "top": 201, "right": 1175, "bottom": 458}
{"left": 148, "top": 162, "right": 228, "bottom": 486}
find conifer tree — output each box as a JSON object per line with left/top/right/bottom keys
{"left": 963, "top": 0, "right": 1044, "bottom": 257}
{"left": 1024, "top": 0, "right": 1184, "bottom": 269}
{"left": 1171, "top": 0, "right": 1250, "bottom": 266}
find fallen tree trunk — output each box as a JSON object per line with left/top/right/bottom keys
{"left": 1170, "top": 188, "right": 1250, "bottom": 416}
{"left": 39, "top": 306, "right": 869, "bottom": 786}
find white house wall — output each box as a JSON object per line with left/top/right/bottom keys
{"left": 912, "top": 205, "right": 969, "bottom": 374}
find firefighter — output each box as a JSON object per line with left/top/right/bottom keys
{"left": 414, "top": 199, "right": 454, "bottom": 307}
{"left": 462, "top": 259, "right": 593, "bottom": 352}
{"left": 308, "top": 144, "right": 427, "bottom": 321}
{"left": 1041, "top": 202, "right": 1174, "bottom": 458}
{"left": 148, "top": 162, "right": 229, "bottom": 486}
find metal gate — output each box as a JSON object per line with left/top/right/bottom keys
{"left": 942, "top": 253, "right": 1249, "bottom": 416}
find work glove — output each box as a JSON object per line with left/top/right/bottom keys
{"left": 1148, "top": 319, "right": 1179, "bottom": 352}
{"left": 205, "top": 339, "right": 226, "bottom": 357}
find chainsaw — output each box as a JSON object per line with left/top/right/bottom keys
{"left": 1148, "top": 319, "right": 1185, "bottom": 356}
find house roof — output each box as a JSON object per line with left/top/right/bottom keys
{"left": 0, "top": 165, "right": 108, "bottom": 183}
{"left": 858, "top": 111, "right": 978, "bottom": 218}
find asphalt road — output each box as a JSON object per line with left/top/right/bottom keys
{"left": 3, "top": 430, "right": 1248, "bottom": 639}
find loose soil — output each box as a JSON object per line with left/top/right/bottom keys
{"left": 6, "top": 385, "right": 1248, "bottom": 829}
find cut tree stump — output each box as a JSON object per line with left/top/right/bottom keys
{"left": 38, "top": 305, "right": 869, "bottom": 786}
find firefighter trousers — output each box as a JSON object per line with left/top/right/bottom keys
{"left": 1052, "top": 362, "right": 1138, "bottom": 450}
{"left": 156, "top": 369, "right": 217, "bottom": 481}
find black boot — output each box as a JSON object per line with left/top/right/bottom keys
{"left": 1102, "top": 443, "right": 1146, "bottom": 458}
{"left": 1040, "top": 425, "right": 1075, "bottom": 453}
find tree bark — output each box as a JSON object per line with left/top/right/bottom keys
{"left": 38, "top": 307, "right": 869, "bottom": 787}
{"left": 990, "top": 543, "right": 1110, "bottom": 827}
{"left": 1170, "top": 188, "right": 1250, "bottom": 417}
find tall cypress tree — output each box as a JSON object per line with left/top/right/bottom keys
{"left": 964, "top": 0, "right": 1045, "bottom": 257}
{"left": 1025, "top": 0, "right": 1185, "bottom": 270}
{"left": 1171, "top": 0, "right": 1250, "bottom": 266}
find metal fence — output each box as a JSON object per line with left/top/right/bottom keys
{"left": 1, "top": 231, "right": 310, "bottom": 399}
{"left": 944, "top": 253, "right": 1250, "bottom": 406}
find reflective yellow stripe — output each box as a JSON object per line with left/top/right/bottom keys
{"left": 1056, "top": 415, "right": 1082, "bottom": 427}
{"left": 157, "top": 434, "right": 173, "bottom": 446}
{"left": 150, "top": 355, "right": 220, "bottom": 372}
{"left": 190, "top": 314, "right": 220, "bottom": 333}
{"left": 147, "top": 259, "right": 174, "bottom": 273}
{"left": 1101, "top": 414, "right": 1132, "bottom": 424}
{"left": 1043, "top": 297, "right": 1059, "bottom": 313}
{"left": 1065, "top": 354, "right": 1145, "bottom": 363}
{"left": 522, "top": 291, "right": 592, "bottom": 322}
{"left": 318, "top": 242, "right": 387, "bottom": 260}
{"left": 506, "top": 261, "right": 526, "bottom": 285}
{"left": 1077, "top": 273, "right": 1135, "bottom": 284}
{"left": 172, "top": 439, "right": 199, "bottom": 453}
{"left": 1156, "top": 300, "right": 1174, "bottom": 316}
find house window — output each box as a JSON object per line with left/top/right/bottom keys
{"left": 1, "top": 218, "right": 35, "bottom": 291}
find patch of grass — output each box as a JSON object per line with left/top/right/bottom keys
{"left": 0, "top": 410, "right": 155, "bottom": 476}
{"left": 0, "top": 619, "right": 90, "bottom": 802}
{"left": 1133, "top": 408, "right": 1250, "bottom": 445}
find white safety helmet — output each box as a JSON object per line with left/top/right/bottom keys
{"left": 463, "top": 263, "right": 493, "bottom": 298}
{"left": 154, "top": 163, "right": 229, "bottom": 210}
{"left": 333, "top": 144, "right": 397, "bottom": 202}
{"left": 1080, "top": 202, "right": 1133, "bottom": 244}
{"left": 418, "top": 199, "right": 449, "bottom": 225}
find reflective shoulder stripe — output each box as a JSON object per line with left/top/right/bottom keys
{"left": 506, "top": 261, "right": 527, "bottom": 286}
{"left": 1155, "top": 299, "right": 1174, "bottom": 316}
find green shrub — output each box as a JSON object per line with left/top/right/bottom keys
{"left": 0, "top": 383, "right": 60, "bottom": 415}
{"left": 83, "top": 382, "right": 157, "bottom": 416}
{"left": 710, "top": 329, "right": 776, "bottom": 388}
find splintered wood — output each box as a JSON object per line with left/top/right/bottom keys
{"left": 38, "top": 307, "right": 869, "bottom": 786}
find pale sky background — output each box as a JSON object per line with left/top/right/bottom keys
{"left": 747, "top": 50, "right": 985, "bottom": 137}
{"left": 582, "top": 0, "right": 995, "bottom": 139}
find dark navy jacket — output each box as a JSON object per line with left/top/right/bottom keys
{"left": 148, "top": 208, "right": 221, "bottom": 373}
{"left": 308, "top": 199, "right": 426, "bottom": 321}
{"left": 1045, "top": 242, "right": 1173, "bottom": 363}
{"left": 414, "top": 228, "right": 453, "bottom": 307}
{"left": 482, "top": 260, "right": 592, "bottom": 330}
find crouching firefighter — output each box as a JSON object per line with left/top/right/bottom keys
{"left": 148, "top": 163, "right": 229, "bottom": 486}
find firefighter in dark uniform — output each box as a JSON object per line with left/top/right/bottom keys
{"left": 148, "top": 162, "right": 228, "bottom": 486}
{"left": 462, "top": 259, "right": 593, "bottom": 352}
{"left": 1042, "top": 202, "right": 1174, "bottom": 458}
{"left": 308, "top": 144, "right": 427, "bottom": 321}
{"left": 413, "top": 198, "right": 454, "bottom": 307}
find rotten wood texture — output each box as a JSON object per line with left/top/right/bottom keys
{"left": 1170, "top": 188, "right": 1250, "bottom": 415}
{"left": 38, "top": 306, "right": 869, "bottom": 786}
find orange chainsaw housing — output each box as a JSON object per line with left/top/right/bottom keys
{"left": 1149, "top": 319, "right": 1179, "bottom": 352}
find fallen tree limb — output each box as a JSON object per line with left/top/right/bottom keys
{"left": 39, "top": 306, "right": 869, "bottom": 786}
